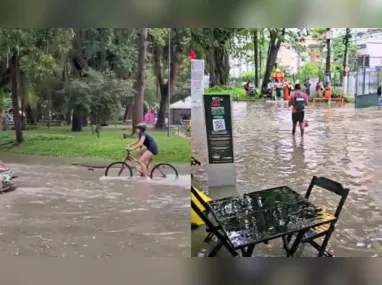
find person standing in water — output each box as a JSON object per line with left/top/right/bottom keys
{"left": 283, "top": 80, "right": 291, "bottom": 100}
{"left": 289, "top": 84, "right": 309, "bottom": 137}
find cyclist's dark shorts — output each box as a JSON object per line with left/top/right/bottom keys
{"left": 292, "top": 112, "right": 304, "bottom": 124}
{"left": 147, "top": 146, "right": 158, "bottom": 156}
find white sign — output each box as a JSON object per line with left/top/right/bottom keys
{"left": 191, "top": 60, "right": 204, "bottom": 71}
{"left": 191, "top": 59, "right": 205, "bottom": 102}
{"left": 191, "top": 99, "right": 202, "bottom": 108}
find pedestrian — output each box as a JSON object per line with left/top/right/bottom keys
{"left": 283, "top": 80, "right": 291, "bottom": 100}
{"left": 324, "top": 82, "right": 332, "bottom": 100}
{"left": 289, "top": 83, "right": 309, "bottom": 137}
{"left": 304, "top": 78, "right": 311, "bottom": 97}
{"left": 378, "top": 83, "right": 382, "bottom": 110}
{"left": 274, "top": 80, "right": 282, "bottom": 100}
{"left": 316, "top": 79, "right": 324, "bottom": 96}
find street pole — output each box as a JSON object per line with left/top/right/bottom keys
{"left": 167, "top": 28, "right": 171, "bottom": 137}
{"left": 343, "top": 28, "right": 351, "bottom": 95}
{"left": 325, "top": 28, "right": 332, "bottom": 84}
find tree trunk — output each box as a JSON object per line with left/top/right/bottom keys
{"left": 10, "top": 54, "right": 23, "bottom": 144}
{"left": 132, "top": 28, "right": 147, "bottom": 135}
{"left": 155, "top": 59, "right": 180, "bottom": 129}
{"left": 254, "top": 29, "right": 259, "bottom": 88}
{"left": 82, "top": 114, "right": 88, "bottom": 127}
{"left": 124, "top": 97, "right": 134, "bottom": 121}
{"left": 261, "top": 29, "right": 285, "bottom": 91}
{"left": 207, "top": 28, "right": 230, "bottom": 87}
{"left": 71, "top": 107, "right": 82, "bottom": 132}
{"left": 156, "top": 84, "right": 168, "bottom": 129}
{"left": 20, "top": 71, "right": 26, "bottom": 127}
{"left": 26, "top": 105, "right": 33, "bottom": 124}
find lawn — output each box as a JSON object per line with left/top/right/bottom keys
{"left": 205, "top": 85, "right": 261, "bottom": 101}
{"left": 0, "top": 127, "right": 190, "bottom": 163}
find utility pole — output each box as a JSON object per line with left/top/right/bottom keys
{"left": 167, "top": 28, "right": 171, "bottom": 137}
{"left": 342, "top": 28, "right": 351, "bottom": 95}
{"left": 254, "top": 29, "right": 259, "bottom": 88}
{"left": 259, "top": 30, "right": 262, "bottom": 87}
{"left": 325, "top": 28, "right": 332, "bottom": 84}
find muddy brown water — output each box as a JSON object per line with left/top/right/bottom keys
{"left": 192, "top": 101, "right": 382, "bottom": 257}
{"left": 0, "top": 154, "right": 190, "bottom": 257}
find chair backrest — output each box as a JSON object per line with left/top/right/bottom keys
{"left": 191, "top": 186, "right": 211, "bottom": 212}
{"left": 305, "top": 176, "right": 349, "bottom": 218}
{"left": 191, "top": 199, "right": 216, "bottom": 229}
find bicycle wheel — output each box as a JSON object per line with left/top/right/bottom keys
{"left": 104, "top": 162, "right": 133, "bottom": 177}
{"left": 150, "top": 163, "right": 179, "bottom": 179}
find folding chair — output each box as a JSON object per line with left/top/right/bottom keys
{"left": 191, "top": 199, "right": 238, "bottom": 256}
{"left": 286, "top": 176, "right": 349, "bottom": 257}
{"left": 191, "top": 186, "right": 217, "bottom": 243}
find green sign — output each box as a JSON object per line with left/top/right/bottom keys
{"left": 203, "top": 94, "right": 234, "bottom": 164}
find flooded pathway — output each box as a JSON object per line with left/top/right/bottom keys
{"left": 0, "top": 154, "right": 190, "bottom": 257}
{"left": 192, "top": 102, "right": 382, "bottom": 257}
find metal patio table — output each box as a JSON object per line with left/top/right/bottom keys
{"left": 206, "top": 186, "right": 336, "bottom": 257}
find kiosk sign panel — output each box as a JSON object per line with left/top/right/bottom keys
{"left": 203, "top": 94, "right": 234, "bottom": 164}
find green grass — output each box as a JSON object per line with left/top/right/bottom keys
{"left": 205, "top": 85, "right": 262, "bottom": 101}
{"left": 0, "top": 127, "right": 190, "bottom": 163}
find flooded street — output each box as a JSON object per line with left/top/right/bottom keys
{"left": 192, "top": 102, "right": 382, "bottom": 257}
{"left": 0, "top": 154, "right": 190, "bottom": 257}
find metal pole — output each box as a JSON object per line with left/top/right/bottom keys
{"left": 167, "top": 28, "right": 171, "bottom": 137}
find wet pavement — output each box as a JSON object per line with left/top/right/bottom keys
{"left": 0, "top": 153, "right": 190, "bottom": 257}
{"left": 192, "top": 102, "right": 382, "bottom": 257}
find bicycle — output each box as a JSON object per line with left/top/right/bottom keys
{"left": 104, "top": 148, "right": 179, "bottom": 179}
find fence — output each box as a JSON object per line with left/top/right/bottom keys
{"left": 354, "top": 66, "right": 382, "bottom": 108}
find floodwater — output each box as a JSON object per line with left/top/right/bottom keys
{"left": 192, "top": 101, "right": 382, "bottom": 257}
{"left": 0, "top": 154, "right": 190, "bottom": 257}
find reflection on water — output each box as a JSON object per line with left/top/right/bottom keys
{"left": 192, "top": 102, "right": 382, "bottom": 256}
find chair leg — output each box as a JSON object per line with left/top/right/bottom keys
{"left": 208, "top": 240, "right": 223, "bottom": 257}
{"left": 317, "top": 230, "right": 333, "bottom": 257}
{"left": 282, "top": 235, "right": 291, "bottom": 257}
{"left": 204, "top": 232, "right": 214, "bottom": 243}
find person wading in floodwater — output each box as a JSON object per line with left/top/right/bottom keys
{"left": 289, "top": 83, "right": 309, "bottom": 137}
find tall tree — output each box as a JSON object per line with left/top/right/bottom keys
{"left": 10, "top": 50, "right": 23, "bottom": 143}
{"left": 254, "top": 29, "right": 259, "bottom": 87}
{"left": 261, "top": 29, "right": 286, "bottom": 91}
{"left": 151, "top": 28, "right": 190, "bottom": 129}
{"left": 132, "top": 28, "right": 147, "bottom": 134}
{"left": 0, "top": 29, "right": 73, "bottom": 142}
{"left": 192, "top": 28, "right": 236, "bottom": 86}
{"left": 261, "top": 28, "right": 309, "bottom": 91}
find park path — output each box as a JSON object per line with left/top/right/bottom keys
{"left": 0, "top": 153, "right": 190, "bottom": 257}
{"left": 192, "top": 102, "right": 382, "bottom": 257}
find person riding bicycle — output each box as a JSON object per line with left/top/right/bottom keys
{"left": 126, "top": 123, "right": 158, "bottom": 180}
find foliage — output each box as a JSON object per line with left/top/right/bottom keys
{"left": 298, "top": 62, "right": 321, "bottom": 81}
{"left": 331, "top": 32, "right": 357, "bottom": 72}
{"left": 62, "top": 69, "right": 132, "bottom": 129}
{"left": 239, "top": 72, "right": 255, "bottom": 83}
{"left": 0, "top": 90, "right": 10, "bottom": 113}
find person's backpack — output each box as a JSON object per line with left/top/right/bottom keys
{"left": 378, "top": 85, "right": 381, "bottom": 96}
{"left": 294, "top": 92, "right": 306, "bottom": 112}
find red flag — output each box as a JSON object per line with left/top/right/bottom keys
{"left": 190, "top": 49, "right": 196, "bottom": 59}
